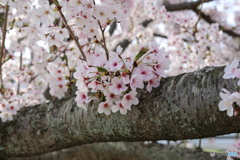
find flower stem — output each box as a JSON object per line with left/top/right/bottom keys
{"left": 53, "top": 1, "right": 87, "bottom": 61}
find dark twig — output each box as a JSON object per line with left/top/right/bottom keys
{"left": 0, "top": 5, "right": 9, "bottom": 89}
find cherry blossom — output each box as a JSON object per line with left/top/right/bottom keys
{"left": 112, "top": 101, "right": 129, "bottom": 115}
{"left": 98, "top": 101, "right": 112, "bottom": 115}
{"left": 218, "top": 88, "right": 240, "bottom": 117}
{"left": 75, "top": 91, "right": 90, "bottom": 110}
{"left": 0, "top": 111, "right": 13, "bottom": 122}
{"left": 109, "top": 77, "right": 128, "bottom": 95}
{"left": 133, "top": 64, "right": 153, "bottom": 81}
{"left": 130, "top": 75, "right": 144, "bottom": 91}
{"left": 146, "top": 75, "right": 160, "bottom": 92}
{"left": 223, "top": 59, "right": 240, "bottom": 79}
{"left": 121, "top": 91, "right": 139, "bottom": 109}
{"left": 219, "top": 89, "right": 234, "bottom": 117}
{"left": 105, "top": 56, "right": 123, "bottom": 72}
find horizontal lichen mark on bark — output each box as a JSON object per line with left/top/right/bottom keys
{"left": 0, "top": 66, "right": 240, "bottom": 158}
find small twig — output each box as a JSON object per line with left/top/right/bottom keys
{"left": 53, "top": 1, "right": 87, "bottom": 61}
{"left": 0, "top": 5, "right": 9, "bottom": 89}
{"left": 17, "top": 52, "right": 23, "bottom": 95}
{"left": 192, "top": 0, "right": 204, "bottom": 40}
{"left": 97, "top": 20, "right": 109, "bottom": 60}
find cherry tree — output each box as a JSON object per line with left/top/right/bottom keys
{"left": 0, "top": 0, "right": 240, "bottom": 159}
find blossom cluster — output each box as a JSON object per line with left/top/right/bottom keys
{"left": 28, "top": 0, "right": 171, "bottom": 115}
{"left": 219, "top": 59, "right": 240, "bottom": 116}
{"left": 47, "top": 60, "right": 69, "bottom": 99}
{"left": 74, "top": 44, "right": 170, "bottom": 115}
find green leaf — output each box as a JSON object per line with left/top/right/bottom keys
{"left": 11, "top": 19, "right": 15, "bottom": 29}
{"left": 97, "top": 67, "right": 109, "bottom": 74}
{"left": 134, "top": 47, "right": 149, "bottom": 62}
{"left": 53, "top": 8, "right": 58, "bottom": 12}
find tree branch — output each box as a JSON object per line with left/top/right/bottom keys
{"left": 1, "top": 66, "right": 240, "bottom": 158}
{"left": 53, "top": 2, "right": 87, "bottom": 61}
{"left": 194, "top": 10, "right": 240, "bottom": 38}
{"left": 163, "top": 0, "right": 213, "bottom": 11}
{"left": 10, "top": 142, "right": 224, "bottom": 160}
{"left": 115, "top": 0, "right": 239, "bottom": 52}
{"left": 0, "top": 5, "right": 9, "bottom": 88}
{"left": 163, "top": 0, "right": 240, "bottom": 38}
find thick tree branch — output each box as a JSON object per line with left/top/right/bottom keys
{"left": 1, "top": 66, "right": 240, "bottom": 158}
{"left": 194, "top": 11, "right": 240, "bottom": 38}
{"left": 10, "top": 142, "right": 224, "bottom": 160}
{"left": 163, "top": 0, "right": 213, "bottom": 11}
{"left": 164, "top": 0, "right": 240, "bottom": 38}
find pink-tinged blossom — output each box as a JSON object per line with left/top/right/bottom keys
{"left": 105, "top": 57, "right": 123, "bottom": 72}
{"left": 112, "top": 101, "right": 128, "bottom": 115}
{"left": 98, "top": 101, "right": 112, "bottom": 115}
{"left": 104, "top": 90, "right": 121, "bottom": 102}
{"left": 94, "top": 5, "right": 109, "bottom": 24}
{"left": 73, "top": 61, "right": 89, "bottom": 77}
{"left": 121, "top": 73, "right": 130, "bottom": 85}
{"left": 75, "top": 76, "right": 88, "bottom": 90}
{"left": 88, "top": 80, "right": 104, "bottom": 91}
{"left": 146, "top": 75, "right": 160, "bottom": 92}
{"left": 88, "top": 50, "right": 107, "bottom": 66}
{"left": 154, "top": 57, "right": 170, "bottom": 77}
{"left": 130, "top": 75, "right": 144, "bottom": 91}
{"left": 0, "top": 101, "right": 8, "bottom": 112}
{"left": 109, "top": 77, "right": 127, "bottom": 95}
{"left": 133, "top": 64, "right": 153, "bottom": 81}
{"left": 49, "top": 83, "right": 68, "bottom": 99}
{"left": 8, "top": 102, "right": 20, "bottom": 115}
{"left": 75, "top": 91, "right": 90, "bottom": 110}
{"left": 122, "top": 91, "right": 139, "bottom": 109}
{"left": 82, "top": 20, "right": 99, "bottom": 38}
{"left": 223, "top": 59, "right": 240, "bottom": 79}
{"left": 75, "top": 91, "right": 89, "bottom": 104}
{"left": 149, "top": 41, "right": 161, "bottom": 54}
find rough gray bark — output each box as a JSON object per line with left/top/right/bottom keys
{"left": 163, "top": 0, "right": 214, "bottom": 11}
{"left": 0, "top": 66, "right": 240, "bottom": 158}
{"left": 9, "top": 142, "right": 225, "bottom": 160}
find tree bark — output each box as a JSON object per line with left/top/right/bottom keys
{"left": 9, "top": 142, "right": 225, "bottom": 160}
{"left": 0, "top": 66, "right": 240, "bottom": 158}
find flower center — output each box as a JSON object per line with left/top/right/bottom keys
{"left": 104, "top": 103, "right": 108, "bottom": 108}
{"left": 117, "top": 84, "right": 122, "bottom": 89}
